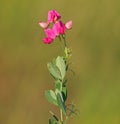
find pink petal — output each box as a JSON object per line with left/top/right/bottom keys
{"left": 45, "top": 28, "right": 56, "bottom": 39}
{"left": 38, "top": 21, "right": 49, "bottom": 29}
{"left": 48, "top": 10, "right": 61, "bottom": 23}
{"left": 65, "top": 20, "right": 73, "bottom": 30}
{"left": 43, "top": 37, "right": 53, "bottom": 44}
{"left": 53, "top": 21, "right": 66, "bottom": 36}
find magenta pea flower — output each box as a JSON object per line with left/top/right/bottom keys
{"left": 45, "top": 28, "right": 56, "bottom": 39}
{"left": 43, "top": 37, "right": 53, "bottom": 44}
{"left": 48, "top": 10, "right": 61, "bottom": 23}
{"left": 53, "top": 21, "right": 66, "bottom": 36}
{"left": 43, "top": 28, "right": 56, "bottom": 44}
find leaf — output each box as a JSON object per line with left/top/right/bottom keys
{"left": 47, "top": 62, "right": 62, "bottom": 80}
{"left": 49, "top": 118, "right": 61, "bottom": 124}
{"left": 55, "top": 80, "right": 67, "bottom": 102}
{"left": 55, "top": 80, "right": 62, "bottom": 91}
{"left": 62, "top": 86, "right": 67, "bottom": 102}
{"left": 49, "top": 118, "right": 57, "bottom": 124}
{"left": 56, "top": 92, "right": 66, "bottom": 115}
{"left": 63, "top": 79, "right": 67, "bottom": 86}
{"left": 45, "top": 90, "right": 58, "bottom": 106}
{"left": 56, "top": 56, "right": 66, "bottom": 79}
{"left": 55, "top": 79, "right": 67, "bottom": 102}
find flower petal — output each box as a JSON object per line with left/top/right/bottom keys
{"left": 43, "top": 37, "right": 54, "bottom": 44}
{"left": 45, "top": 28, "right": 56, "bottom": 39}
{"left": 65, "top": 20, "right": 73, "bottom": 30}
{"left": 38, "top": 21, "right": 49, "bottom": 29}
{"left": 48, "top": 10, "right": 61, "bottom": 23}
{"left": 53, "top": 21, "right": 66, "bottom": 36}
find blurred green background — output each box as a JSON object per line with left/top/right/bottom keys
{"left": 0, "top": 0, "right": 120, "bottom": 124}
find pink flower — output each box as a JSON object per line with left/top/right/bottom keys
{"left": 38, "top": 10, "right": 73, "bottom": 44}
{"left": 38, "top": 21, "right": 49, "bottom": 29}
{"left": 53, "top": 21, "right": 66, "bottom": 36}
{"left": 43, "top": 37, "right": 53, "bottom": 44}
{"left": 65, "top": 20, "right": 73, "bottom": 30}
{"left": 43, "top": 28, "right": 56, "bottom": 44}
{"left": 48, "top": 10, "right": 61, "bottom": 23}
{"left": 45, "top": 28, "right": 56, "bottom": 39}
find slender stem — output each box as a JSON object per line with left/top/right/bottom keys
{"left": 60, "top": 78, "right": 64, "bottom": 123}
{"left": 60, "top": 109, "right": 63, "bottom": 123}
{"left": 59, "top": 35, "right": 68, "bottom": 124}
{"left": 62, "top": 35, "right": 67, "bottom": 48}
{"left": 58, "top": 36, "right": 66, "bottom": 55}
{"left": 63, "top": 39, "right": 66, "bottom": 47}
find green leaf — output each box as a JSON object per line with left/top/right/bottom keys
{"left": 49, "top": 118, "right": 57, "bottom": 124}
{"left": 49, "top": 118, "right": 61, "bottom": 124}
{"left": 63, "top": 79, "right": 67, "bottom": 86}
{"left": 47, "top": 62, "right": 62, "bottom": 80}
{"left": 55, "top": 80, "right": 62, "bottom": 91}
{"left": 45, "top": 90, "right": 58, "bottom": 106}
{"left": 56, "top": 56, "right": 66, "bottom": 79}
{"left": 62, "top": 86, "right": 67, "bottom": 102}
{"left": 56, "top": 92, "right": 66, "bottom": 115}
{"left": 55, "top": 80, "right": 67, "bottom": 101}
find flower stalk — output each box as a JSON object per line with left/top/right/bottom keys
{"left": 38, "top": 10, "right": 78, "bottom": 124}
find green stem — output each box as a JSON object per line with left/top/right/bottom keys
{"left": 63, "top": 39, "right": 66, "bottom": 47}
{"left": 62, "top": 35, "right": 67, "bottom": 48}
{"left": 60, "top": 78, "right": 64, "bottom": 124}
{"left": 58, "top": 35, "right": 68, "bottom": 124}
{"left": 60, "top": 109, "right": 63, "bottom": 123}
{"left": 58, "top": 35, "right": 66, "bottom": 55}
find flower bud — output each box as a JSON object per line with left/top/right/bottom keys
{"left": 65, "top": 20, "right": 73, "bottom": 30}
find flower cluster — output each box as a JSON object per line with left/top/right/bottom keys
{"left": 39, "top": 10, "right": 72, "bottom": 44}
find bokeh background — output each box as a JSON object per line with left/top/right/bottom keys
{"left": 0, "top": 0, "right": 120, "bottom": 124}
